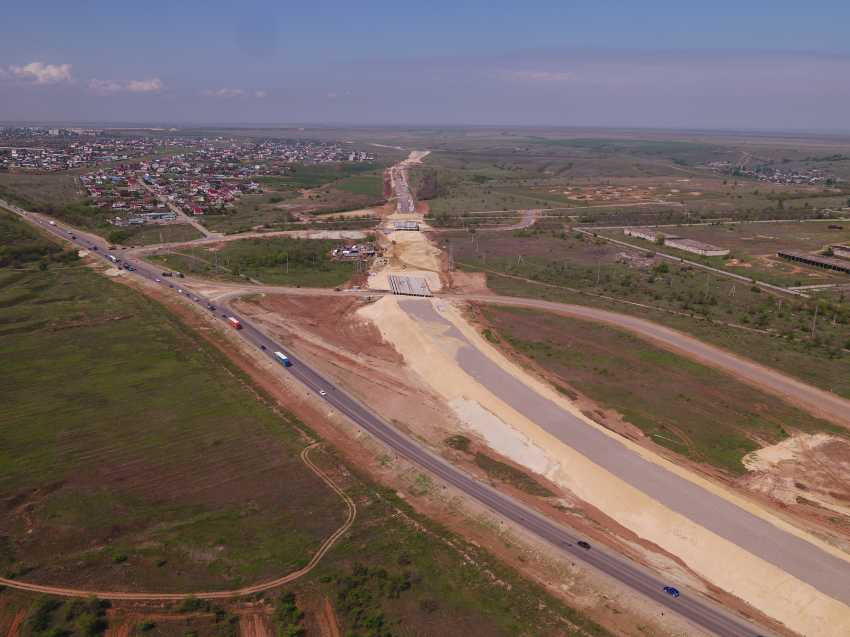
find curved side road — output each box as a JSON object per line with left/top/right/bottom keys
{"left": 453, "top": 294, "right": 850, "bottom": 427}
{"left": 0, "top": 444, "right": 356, "bottom": 600}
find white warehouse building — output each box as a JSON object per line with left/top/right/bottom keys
{"left": 624, "top": 228, "right": 729, "bottom": 257}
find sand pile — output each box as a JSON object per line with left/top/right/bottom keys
{"left": 740, "top": 434, "right": 850, "bottom": 515}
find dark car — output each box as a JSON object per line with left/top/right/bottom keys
{"left": 90, "top": 246, "right": 98, "bottom": 250}
{"left": 260, "top": 345, "right": 266, "bottom": 350}
{"left": 663, "top": 587, "right": 680, "bottom": 597}
{"left": 71, "top": 235, "right": 76, "bottom": 239}
{"left": 221, "top": 314, "right": 227, "bottom": 318}
{"left": 208, "top": 305, "right": 216, "bottom": 311}
{"left": 169, "top": 284, "right": 174, "bottom": 288}
{"left": 186, "top": 293, "right": 191, "bottom": 297}
{"left": 577, "top": 541, "right": 591, "bottom": 550}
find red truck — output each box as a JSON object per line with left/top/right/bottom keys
{"left": 227, "top": 317, "right": 242, "bottom": 330}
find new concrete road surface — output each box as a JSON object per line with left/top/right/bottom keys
{"left": 3, "top": 200, "right": 820, "bottom": 636}
{"left": 399, "top": 299, "right": 850, "bottom": 606}
{"left": 454, "top": 295, "right": 850, "bottom": 426}
{"left": 216, "top": 294, "right": 775, "bottom": 637}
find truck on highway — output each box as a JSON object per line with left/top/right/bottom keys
{"left": 107, "top": 255, "right": 118, "bottom": 263}
{"left": 227, "top": 317, "right": 243, "bottom": 330}
{"left": 274, "top": 352, "right": 292, "bottom": 367}
{"left": 161, "top": 272, "right": 173, "bottom": 277}
{"left": 49, "top": 221, "right": 56, "bottom": 226}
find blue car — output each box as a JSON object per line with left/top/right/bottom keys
{"left": 663, "top": 586, "right": 680, "bottom": 597}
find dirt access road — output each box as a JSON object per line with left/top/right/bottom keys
{"left": 0, "top": 444, "right": 356, "bottom": 600}
{"left": 452, "top": 294, "right": 850, "bottom": 428}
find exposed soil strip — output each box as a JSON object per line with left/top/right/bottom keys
{"left": 0, "top": 444, "right": 355, "bottom": 600}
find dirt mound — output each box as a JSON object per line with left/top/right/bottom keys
{"left": 738, "top": 434, "right": 850, "bottom": 516}
{"left": 236, "top": 295, "right": 403, "bottom": 364}
{"left": 449, "top": 271, "right": 490, "bottom": 295}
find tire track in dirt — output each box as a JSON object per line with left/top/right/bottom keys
{"left": 0, "top": 444, "right": 355, "bottom": 601}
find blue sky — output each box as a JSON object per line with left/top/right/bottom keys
{"left": 2, "top": 0, "right": 850, "bottom": 129}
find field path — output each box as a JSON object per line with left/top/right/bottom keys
{"left": 0, "top": 444, "right": 355, "bottom": 600}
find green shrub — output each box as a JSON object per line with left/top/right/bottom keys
{"left": 138, "top": 619, "right": 156, "bottom": 632}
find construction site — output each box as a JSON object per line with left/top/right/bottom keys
{"left": 4, "top": 146, "right": 850, "bottom": 637}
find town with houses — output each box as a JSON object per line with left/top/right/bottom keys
{"left": 1, "top": 130, "right": 378, "bottom": 225}
{"left": 0, "top": 129, "right": 375, "bottom": 174}
{"left": 699, "top": 160, "right": 838, "bottom": 185}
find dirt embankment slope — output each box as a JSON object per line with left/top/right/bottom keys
{"left": 233, "top": 292, "right": 774, "bottom": 637}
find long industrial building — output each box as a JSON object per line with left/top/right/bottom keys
{"left": 777, "top": 250, "right": 850, "bottom": 274}
{"left": 623, "top": 228, "right": 729, "bottom": 257}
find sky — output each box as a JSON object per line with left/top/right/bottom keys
{"left": 2, "top": 0, "right": 850, "bottom": 130}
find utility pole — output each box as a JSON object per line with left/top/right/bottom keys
{"left": 192, "top": 247, "right": 195, "bottom": 271}
{"left": 778, "top": 298, "right": 782, "bottom": 311}
{"left": 597, "top": 260, "right": 601, "bottom": 284}
{"left": 705, "top": 272, "right": 709, "bottom": 301}
{"left": 449, "top": 244, "right": 454, "bottom": 272}
{"left": 812, "top": 304, "right": 818, "bottom": 338}
{"left": 215, "top": 250, "right": 218, "bottom": 275}
{"left": 729, "top": 284, "right": 735, "bottom": 296}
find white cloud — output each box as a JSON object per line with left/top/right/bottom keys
{"left": 89, "top": 77, "right": 167, "bottom": 94}
{"left": 6, "top": 62, "right": 74, "bottom": 84}
{"left": 199, "top": 88, "right": 247, "bottom": 98}
{"left": 254, "top": 91, "right": 267, "bottom": 98}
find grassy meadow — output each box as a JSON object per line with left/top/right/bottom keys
{"left": 148, "top": 236, "right": 360, "bottom": 288}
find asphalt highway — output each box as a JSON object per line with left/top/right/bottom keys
{"left": 5, "top": 200, "right": 778, "bottom": 637}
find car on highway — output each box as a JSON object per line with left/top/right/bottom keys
{"left": 663, "top": 587, "right": 680, "bottom": 597}
{"left": 147, "top": 275, "right": 151, "bottom": 278}
{"left": 169, "top": 284, "right": 174, "bottom": 288}
{"left": 221, "top": 314, "right": 227, "bottom": 318}
{"left": 319, "top": 390, "right": 327, "bottom": 396}
{"left": 90, "top": 246, "right": 98, "bottom": 250}
{"left": 155, "top": 278, "right": 161, "bottom": 282}
{"left": 208, "top": 305, "right": 216, "bottom": 311}
{"left": 186, "top": 293, "right": 191, "bottom": 297}
{"left": 260, "top": 345, "right": 266, "bottom": 350}
{"left": 193, "top": 297, "right": 199, "bottom": 302}
{"left": 577, "top": 541, "right": 591, "bottom": 550}
{"left": 67, "top": 230, "right": 72, "bottom": 234}
{"left": 71, "top": 235, "right": 75, "bottom": 239}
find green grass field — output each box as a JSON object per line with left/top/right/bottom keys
{"left": 0, "top": 267, "right": 345, "bottom": 591}
{"left": 109, "top": 223, "right": 205, "bottom": 246}
{"left": 482, "top": 306, "right": 847, "bottom": 473}
{"left": 149, "top": 237, "right": 358, "bottom": 288}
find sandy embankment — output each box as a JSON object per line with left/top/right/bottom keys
{"left": 358, "top": 296, "right": 850, "bottom": 637}
{"left": 368, "top": 225, "right": 443, "bottom": 293}
{"left": 741, "top": 434, "right": 850, "bottom": 516}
